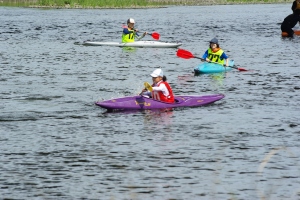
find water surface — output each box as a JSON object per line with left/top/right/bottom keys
{"left": 1, "top": 4, "right": 300, "bottom": 199}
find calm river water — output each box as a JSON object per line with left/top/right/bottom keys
{"left": 1, "top": 4, "right": 300, "bottom": 200}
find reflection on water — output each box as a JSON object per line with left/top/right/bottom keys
{"left": 103, "top": 108, "right": 174, "bottom": 126}
{"left": 122, "top": 46, "right": 138, "bottom": 52}
{"left": 143, "top": 109, "right": 174, "bottom": 125}
{"left": 210, "top": 73, "right": 224, "bottom": 87}
{"left": 194, "top": 72, "right": 226, "bottom": 86}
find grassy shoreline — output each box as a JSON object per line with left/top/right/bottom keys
{"left": 0, "top": 0, "right": 293, "bottom": 8}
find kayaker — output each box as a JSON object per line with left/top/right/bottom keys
{"left": 281, "top": 13, "right": 300, "bottom": 37}
{"left": 141, "top": 69, "right": 175, "bottom": 103}
{"left": 122, "top": 18, "right": 147, "bottom": 43}
{"left": 291, "top": 0, "right": 300, "bottom": 14}
{"left": 202, "top": 38, "right": 229, "bottom": 66}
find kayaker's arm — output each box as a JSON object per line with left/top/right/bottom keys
{"left": 221, "top": 52, "right": 229, "bottom": 66}
{"left": 140, "top": 88, "right": 152, "bottom": 98}
{"left": 225, "top": 58, "right": 229, "bottom": 67}
{"left": 202, "top": 50, "right": 210, "bottom": 62}
{"left": 123, "top": 28, "right": 147, "bottom": 40}
{"left": 136, "top": 32, "right": 147, "bottom": 41}
{"left": 123, "top": 28, "right": 133, "bottom": 34}
{"left": 152, "top": 84, "right": 169, "bottom": 96}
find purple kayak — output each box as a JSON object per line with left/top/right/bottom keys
{"left": 95, "top": 94, "right": 225, "bottom": 111}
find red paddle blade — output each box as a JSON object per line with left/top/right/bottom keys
{"left": 176, "top": 49, "right": 195, "bottom": 59}
{"left": 237, "top": 68, "right": 248, "bottom": 72}
{"left": 151, "top": 32, "right": 160, "bottom": 40}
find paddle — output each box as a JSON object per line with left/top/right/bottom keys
{"left": 122, "top": 25, "right": 160, "bottom": 40}
{"left": 144, "top": 82, "right": 153, "bottom": 92}
{"left": 176, "top": 49, "right": 248, "bottom": 72}
{"left": 149, "top": 32, "right": 160, "bottom": 40}
{"left": 139, "top": 82, "right": 153, "bottom": 96}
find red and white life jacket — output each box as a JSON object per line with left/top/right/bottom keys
{"left": 151, "top": 81, "right": 175, "bottom": 103}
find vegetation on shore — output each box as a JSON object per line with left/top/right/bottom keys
{"left": 0, "top": 0, "right": 293, "bottom": 8}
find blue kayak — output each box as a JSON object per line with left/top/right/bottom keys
{"left": 194, "top": 60, "right": 235, "bottom": 74}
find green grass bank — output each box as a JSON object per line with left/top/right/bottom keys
{"left": 0, "top": 0, "right": 293, "bottom": 8}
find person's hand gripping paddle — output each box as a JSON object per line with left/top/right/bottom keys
{"left": 144, "top": 82, "right": 153, "bottom": 92}
{"left": 122, "top": 25, "right": 160, "bottom": 40}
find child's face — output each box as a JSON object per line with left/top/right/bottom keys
{"left": 152, "top": 76, "right": 162, "bottom": 84}
{"left": 210, "top": 43, "right": 217, "bottom": 49}
{"left": 128, "top": 23, "right": 134, "bottom": 29}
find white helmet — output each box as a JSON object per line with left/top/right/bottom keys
{"left": 127, "top": 18, "right": 135, "bottom": 24}
{"left": 150, "top": 69, "right": 163, "bottom": 77}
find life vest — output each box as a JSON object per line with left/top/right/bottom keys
{"left": 208, "top": 48, "right": 224, "bottom": 65}
{"left": 151, "top": 81, "right": 175, "bottom": 103}
{"left": 122, "top": 28, "right": 135, "bottom": 43}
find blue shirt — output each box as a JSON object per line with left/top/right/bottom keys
{"left": 202, "top": 50, "right": 228, "bottom": 60}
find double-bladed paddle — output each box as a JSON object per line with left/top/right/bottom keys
{"left": 136, "top": 31, "right": 160, "bottom": 40}
{"left": 176, "top": 49, "right": 248, "bottom": 72}
{"left": 144, "top": 82, "right": 153, "bottom": 92}
{"left": 139, "top": 82, "right": 153, "bottom": 96}
{"left": 148, "top": 32, "right": 160, "bottom": 40}
{"left": 122, "top": 25, "right": 160, "bottom": 40}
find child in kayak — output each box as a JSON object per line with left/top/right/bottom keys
{"left": 141, "top": 69, "right": 175, "bottom": 103}
{"left": 202, "top": 37, "right": 229, "bottom": 66}
{"left": 122, "top": 18, "right": 147, "bottom": 43}
{"left": 281, "top": 13, "right": 300, "bottom": 37}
